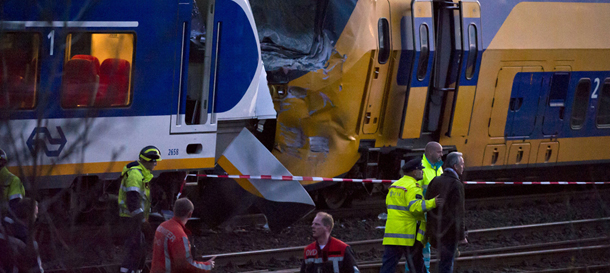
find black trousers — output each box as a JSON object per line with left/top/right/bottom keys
{"left": 379, "top": 241, "right": 425, "bottom": 273}
{"left": 120, "top": 220, "right": 146, "bottom": 272}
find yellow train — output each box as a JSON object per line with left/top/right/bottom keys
{"left": 260, "top": 0, "right": 610, "bottom": 206}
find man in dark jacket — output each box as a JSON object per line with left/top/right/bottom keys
{"left": 301, "top": 212, "right": 359, "bottom": 273}
{"left": 425, "top": 152, "right": 467, "bottom": 273}
{"left": 0, "top": 197, "right": 43, "bottom": 273}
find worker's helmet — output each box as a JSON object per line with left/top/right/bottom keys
{"left": 139, "top": 146, "right": 162, "bottom": 162}
{"left": 0, "top": 149, "right": 7, "bottom": 161}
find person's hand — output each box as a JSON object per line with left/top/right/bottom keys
{"left": 459, "top": 238, "right": 468, "bottom": 245}
{"left": 433, "top": 195, "right": 445, "bottom": 207}
{"left": 206, "top": 256, "right": 216, "bottom": 268}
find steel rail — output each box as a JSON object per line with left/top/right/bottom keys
{"left": 42, "top": 216, "right": 610, "bottom": 272}
{"left": 43, "top": 217, "right": 610, "bottom": 272}
{"left": 223, "top": 189, "right": 610, "bottom": 228}
{"left": 256, "top": 241, "right": 610, "bottom": 273}
{"left": 200, "top": 217, "right": 610, "bottom": 267}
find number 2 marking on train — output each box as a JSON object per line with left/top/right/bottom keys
{"left": 47, "top": 30, "right": 55, "bottom": 56}
{"left": 592, "top": 78, "right": 600, "bottom": 99}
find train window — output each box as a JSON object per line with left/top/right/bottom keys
{"left": 0, "top": 32, "right": 40, "bottom": 110}
{"left": 549, "top": 73, "right": 570, "bottom": 107}
{"left": 570, "top": 78, "right": 591, "bottom": 129}
{"left": 596, "top": 78, "right": 610, "bottom": 126}
{"left": 62, "top": 33, "right": 134, "bottom": 108}
{"left": 417, "top": 24, "right": 430, "bottom": 81}
{"left": 465, "top": 24, "right": 478, "bottom": 80}
{"left": 378, "top": 18, "right": 390, "bottom": 64}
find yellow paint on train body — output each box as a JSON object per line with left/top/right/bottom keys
{"left": 274, "top": 0, "right": 610, "bottom": 181}
{"left": 439, "top": 2, "right": 610, "bottom": 169}
{"left": 273, "top": 0, "right": 384, "bottom": 180}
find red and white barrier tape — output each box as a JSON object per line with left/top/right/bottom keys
{"left": 185, "top": 174, "right": 395, "bottom": 183}
{"left": 183, "top": 174, "right": 610, "bottom": 185}
{"left": 464, "top": 181, "right": 607, "bottom": 185}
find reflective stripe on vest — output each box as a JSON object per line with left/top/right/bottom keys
{"left": 184, "top": 237, "right": 212, "bottom": 270}
{"left": 383, "top": 233, "right": 415, "bottom": 239}
{"left": 387, "top": 205, "right": 408, "bottom": 211}
{"left": 390, "top": 185, "right": 408, "bottom": 191}
{"left": 407, "top": 199, "right": 429, "bottom": 212}
{"left": 122, "top": 186, "right": 145, "bottom": 196}
{"left": 418, "top": 229, "right": 425, "bottom": 236}
{"left": 164, "top": 236, "right": 171, "bottom": 273}
{"left": 8, "top": 193, "right": 22, "bottom": 200}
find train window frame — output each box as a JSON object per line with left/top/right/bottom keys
{"left": 377, "top": 18, "right": 390, "bottom": 65}
{"left": 416, "top": 23, "right": 430, "bottom": 81}
{"left": 465, "top": 24, "right": 478, "bottom": 80}
{"left": 595, "top": 78, "right": 610, "bottom": 128}
{"left": 0, "top": 31, "right": 41, "bottom": 110}
{"left": 61, "top": 31, "right": 136, "bottom": 109}
{"left": 549, "top": 72, "right": 570, "bottom": 107}
{"left": 570, "top": 78, "right": 591, "bottom": 130}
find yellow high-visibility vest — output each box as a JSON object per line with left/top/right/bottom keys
{"left": 118, "top": 161, "right": 153, "bottom": 220}
{"left": 421, "top": 154, "right": 443, "bottom": 190}
{"left": 383, "top": 175, "right": 436, "bottom": 246}
{"left": 1, "top": 167, "right": 24, "bottom": 203}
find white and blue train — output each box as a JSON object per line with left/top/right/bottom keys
{"left": 0, "top": 0, "right": 313, "bottom": 228}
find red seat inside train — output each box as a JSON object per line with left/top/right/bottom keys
{"left": 72, "top": 54, "right": 101, "bottom": 75}
{"left": 96, "top": 58, "right": 130, "bottom": 106}
{"left": 0, "top": 49, "right": 36, "bottom": 109}
{"left": 62, "top": 57, "right": 99, "bottom": 108}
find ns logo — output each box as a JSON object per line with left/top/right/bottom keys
{"left": 306, "top": 249, "right": 318, "bottom": 256}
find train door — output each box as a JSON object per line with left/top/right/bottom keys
{"left": 506, "top": 67, "right": 543, "bottom": 137}
{"left": 400, "top": 0, "right": 435, "bottom": 139}
{"left": 171, "top": 0, "right": 262, "bottom": 134}
{"left": 542, "top": 70, "right": 571, "bottom": 136}
{"left": 489, "top": 67, "right": 520, "bottom": 137}
{"left": 444, "top": 0, "right": 482, "bottom": 137}
{"left": 171, "top": 0, "right": 217, "bottom": 134}
{"left": 362, "top": 0, "right": 392, "bottom": 134}
{"left": 423, "top": 0, "right": 482, "bottom": 136}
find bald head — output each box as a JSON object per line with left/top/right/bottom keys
{"left": 174, "top": 198, "right": 194, "bottom": 219}
{"left": 425, "top": 142, "right": 443, "bottom": 164}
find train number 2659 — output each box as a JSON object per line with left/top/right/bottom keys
{"left": 168, "top": 149, "right": 179, "bottom": 156}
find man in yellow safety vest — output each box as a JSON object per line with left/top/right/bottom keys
{"left": 118, "top": 145, "right": 161, "bottom": 273}
{"left": 380, "top": 158, "right": 444, "bottom": 273}
{"left": 418, "top": 141, "right": 444, "bottom": 272}
{"left": 0, "top": 149, "right": 25, "bottom": 219}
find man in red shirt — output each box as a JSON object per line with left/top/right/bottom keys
{"left": 151, "top": 198, "right": 216, "bottom": 273}
{"left": 300, "top": 212, "right": 359, "bottom": 273}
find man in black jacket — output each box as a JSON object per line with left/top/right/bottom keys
{"left": 425, "top": 152, "right": 467, "bottom": 273}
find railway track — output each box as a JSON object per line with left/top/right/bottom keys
{"left": 350, "top": 238, "right": 610, "bottom": 273}
{"left": 206, "top": 217, "right": 610, "bottom": 270}
{"left": 44, "top": 217, "right": 610, "bottom": 272}
{"left": 223, "top": 189, "right": 610, "bottom": 228}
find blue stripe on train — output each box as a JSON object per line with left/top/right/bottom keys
{"left": 504, "top": 71, "right": 610, "bottom": 140}
{"left": 3, "top": 0, "right": 260, "bottom": 119}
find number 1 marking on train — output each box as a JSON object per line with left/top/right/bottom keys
{"left": 592, "top": 78, "right": 600, "bottom": 99}
{"left": 47, "top": 30, "right": 55, "bottom": 56}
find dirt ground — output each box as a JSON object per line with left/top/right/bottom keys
{"left": 38, "top": 190, "right": 610, "bottom": 271}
